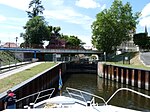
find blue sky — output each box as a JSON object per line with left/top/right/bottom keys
{"left": 0, "top": 0, "right": 150, "bottom": 48}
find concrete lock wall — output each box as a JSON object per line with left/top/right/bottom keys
{"left": 98, "top": 62, "right": 150, "bottom": 90}
{"left": 0, "top": 63, "right": 66, "bottom": 110}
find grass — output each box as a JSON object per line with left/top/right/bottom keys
{"left": 106, "top": 62, "right": 150, "bottom": 70}
{"left": 107, "top": 52, "right": 150, "bottom": 70}
{"left": 0, "top": 51, "right": 20, "bottom": 66}
{"left": 0, "top": 62, "right": 57, "bottom": 93}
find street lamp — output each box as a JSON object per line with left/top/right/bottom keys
{"left": 15, "top": 37, "right": 18, "bottom": 66}
{"left": 104, "top": 52, "right": 106, "bottom": 62}
{"left": 16, "top": 37, "right": 18, "bottom": 48}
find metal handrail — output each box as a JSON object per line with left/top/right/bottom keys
{"left": 16, "top": 88, "right": 55, "bottom": 104}
{"left": 16, "top": 87, "right": 150, "bottom": 108}
{"left": 106, "top": 88, "right": 150, "bottom": 105}
{"left": 66, "top": 87, "right": 150, "bottom": 106}
{"left": 66, "top": 87, "right": 106, "bottom": 105}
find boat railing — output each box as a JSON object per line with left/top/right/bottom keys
{"left": 16, "top": 87, "right": 150, "bottom": 108}
{"left": 105, "top": 88, "right": 150, "bottom": 105}
{"left": 16, "top": 88, "right": 55, "bottom": 105}
{"left": 66, "top": 87, "right": 106, "bottom": 105}
{"left": 66, "top": 87, "right": 150, "bottom": 106}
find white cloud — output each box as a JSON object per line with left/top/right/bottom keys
{"left": 79, "top": 35, "right": 92, "bottom": 46}
{"left": 8, "top": 17, "right": 27, "bottom": 24}
{"left": 75, "top": 0, "right": 100, "bottom": 9}
{"left": 64, "top": 33, "right": 92, "bottom": 47}
{"left": 139, "top": 3, "right": 150, "bottom": 28}
{"left": 0, "top": 0, "right": 93, "bottom": 45}
{"left": 141, "top": 3, "right": 150, "bottom": 18}
{"left": 43, "top": 1, "right": 94, "bottom": 30}
{"left": 0, "top": 32, "right": 22, "bottom": 43}
{"left": 48, "top": 0, "right": 64, "bottom": 6}
{"left": 0, "top": 0, "right": 64, "bottom": 11}
{"left": 44, "top": 8, "right": 94, "bottom": 29}
{"left": 139, "top": 16, "right": 150, "bottom": 27}
{"left": 101, "top": 4, "right": 106, "bottom": 10}
{"left": 0, "top": 15, "right": 6, "bottom": 21}
{"left": 0, "top": 0, "right": 30, "bottom": 11}
{"left": 0, "top": 25, "right": 22, "bottom": 30}
{"left": 0, "top": 16, "right": 27, "bottom": 30}
{"left": 0, "top": 0, "right": 94, "bottom": 30}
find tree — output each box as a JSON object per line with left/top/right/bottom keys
{"left": 91, "top": 0, "right": 140, "bottom": 53}
{"left": 46, "top": 26, "right": 61, "bottom": 40}
{"left": 22, "top": 16, "right": 49, "bottom": 48}
{"left": 61, "top": 35, "right": 85, "bottom": 49}
{"left": 133, "top": 33, "right": 150, "bottom": 50}
{"left": 26, "top": 0, "right": 45, "bottom": 18}
{"left": 21, "top": 0, "right": 50, "bottom": 48}
{"left": 53, "top": 27, "right": 61, "bottom": 36}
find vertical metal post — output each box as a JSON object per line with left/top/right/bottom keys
{"left": 15, "top": 36, "right": 18, "bottom": 66}
{"left": 16, "top": 37, "right": 18, "bottom": 48}
{"left": 15, "top": 53, "right": 17, "bottom": 66}
{"left": 0, "top": 59, "right": 1, "bottom": 73}
{"left": 104, "top": 52, "right": 106, "bottom": 62}
{"left": 53, "top": 53, "right": 56, "bottom": 63}
{"left": 34, "top": 51, "right": 36, "bottom": 59}
{"left": 9, "top": 59, "right": 10, "bottom": 69}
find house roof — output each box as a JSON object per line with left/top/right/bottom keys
{"left": 3, "top": 42, "right": 17, "bottom": 48}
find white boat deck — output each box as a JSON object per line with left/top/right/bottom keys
{"left": 2, "top": 87, "right": 149, "bottom": 112}
{"left": 2, "top": 105, "right": 141, "bottom": 112}
{"left": 2, "top": 95, "right": 141, "bottom": 112}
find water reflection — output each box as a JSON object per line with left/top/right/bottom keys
{"left": 61, "top": 73, "right": 150, "bottom": 111}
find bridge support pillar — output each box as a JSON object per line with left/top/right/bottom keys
{"left": 33, "top": 51, "right": 36, "bottom": 58}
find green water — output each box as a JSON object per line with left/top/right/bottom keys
{"left": 61, "top": 73, "right": 150, "bottom": 111}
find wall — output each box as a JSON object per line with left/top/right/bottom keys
{"left": 98, "top": 62, "right": 150, "bottom": 90}
{"left": 0, "top": 63, "right": 66, "bottom": 110}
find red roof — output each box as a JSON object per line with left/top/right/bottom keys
{"left": 3, "top": 42, "right": 17, "bottom": 48}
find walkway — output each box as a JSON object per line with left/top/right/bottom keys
{"left": 140, "top": 52, "right": 150, "bottom": 66}
{"left": 0, "top": 62, "right": 43, "bottom": 79}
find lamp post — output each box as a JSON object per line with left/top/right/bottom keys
{"left": 15, "top": 37, "right": 18, "bottom": 66}
{"left": 16, "top": 37, "right": 18, "bottom": 48}
{"left": 104, "top": 52, "right": 106, "bottom": 62}
{"left": 0, "top": 59, "right": 1, "bottom": 73}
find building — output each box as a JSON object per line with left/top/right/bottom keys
{"left": 3, "top": 42, "right": 18, "bottom": 48}
{"left": 116, "top": 27, "right": 149, "bottom": 52}
{"left": 46, "top": 38, "right": 66, "bottom": 49}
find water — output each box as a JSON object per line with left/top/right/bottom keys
{"left": 61, "top": 73, "right": 150, "bottom": 111}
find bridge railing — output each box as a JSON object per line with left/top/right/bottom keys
{"left": 0, "top": 48, "right": 101, "bottom": 54}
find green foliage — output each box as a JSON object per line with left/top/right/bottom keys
{"left": 109, "top": 52, "right": 137, "bottom": 62}
{"left": 91, "top": 0, "right": 140, "bottom": 53}
{"left": 21, "top": 0, "right": 86, "bottom": 49}
{"left": 50, "top": 26, "right": 61, "bottom": 38}
{"left": 133, "top": 33, "right": 150, "bottom": 49}
{"left": 53, "top": 26, "right": 61, "bottom": 34}
{"left": 61, "top": 35, "right": 85, "bottom": 48}
{"left": 26, "top": 0, "right": 45, "bottom": 18}
{"left": 22, "top": 16, "right": 50, "bottom": 48}
{"left": 0, "top": 51, "right": 20, "bottom": 66}
{"left": 21, "top": 0, "right": 49, "bottom": 48}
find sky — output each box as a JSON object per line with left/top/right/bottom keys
{"left": 0, "top": 0, "right": 150, "bottom": 48}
